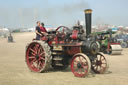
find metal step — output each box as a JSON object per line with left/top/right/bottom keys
{"left": 52, "top": 52, "right": 62, "bottom": 55}
{"left": 54, "top": 63, "right": 64, "bottom": 66}
{"left": 52, "top": 49, "right": 63, "bottom": 51}
{"left": 53, "top": 57, "right": 63, "bottom": 60}
{"left": 52, "top": 45, "right": 63, "bottom": 51}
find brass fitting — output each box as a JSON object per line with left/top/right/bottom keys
{"left": 84, "top": 9, "right": 92, "bottom": 14}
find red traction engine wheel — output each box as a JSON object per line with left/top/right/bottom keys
{"left": 91, "top": 53, "right": 109, "bottom": 74}
{"left": 25, "top": 41, "right": 51, "bottom": 73}
{"left": 70, "top": 53, "right": 91, "bottom": 77}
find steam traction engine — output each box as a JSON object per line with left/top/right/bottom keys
{"left": 95, "top": 29, "right": 122, "bottom": 55}
{"left": 25, "top": 9, "right": 109, "bottom": 77}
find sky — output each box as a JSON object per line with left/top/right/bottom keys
{"left": 0, "top": 0, "right": 128, "bottom": 29}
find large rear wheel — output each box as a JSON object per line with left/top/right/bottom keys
{"left": 25, "top": 41, "right": 52, "bottom": 73}
{"left": 70, "top": 53, "right": 91, "bottom": 77}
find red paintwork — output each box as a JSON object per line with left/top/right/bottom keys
{"left": 59, "top": 41, "right": 64, "bottom": 44}
{"left": 40, "top": 36, "right": 48, "bottom": 41}
{"left": 40, "top": 35, "right": 59, "bottom": 45}
{"left": 110, "top": 43, "right": 120, "bottom": 45}
{"left": 48, "top": 40, "right": 52, "bottom": 45}
{"left": 107, "top": 43, "right": 110, "bottom": 51}
{"left": 53, "top": 36, "right": 58, "bottom": 44}
{"left": 71, "top": 30, "right": 78, "bottom": 40}
{"left": 66, "top": 46, "right": 81, "bottom": 55}
{"left": 107, "top": 42, "right": 120, "bottom": 51}
{"left": 46, "top": 26, "right": 69, "bottom": 45}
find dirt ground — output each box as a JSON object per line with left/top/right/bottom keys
{"left": 0, "top": 32, "right": 128, "bottom": 85}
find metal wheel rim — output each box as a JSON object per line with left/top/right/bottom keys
{"left": 71, "top": 54, "right": 90, "bottom": 77}
{"left": 91, "top": 53, "right": 108, "bottom": 74}
{"left": 26, "top": 42, "right": 46, "bottom": 72}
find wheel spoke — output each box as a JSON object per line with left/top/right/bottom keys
{"left": 73, "top": 59, "right": 79, "bottom": 72}
{"left": 34, "top": 44, "right": 39, "bottom": 51}
{"left": 74, "top": 68, "right": 79, "bottom": 73}
{"left": 97, "top": 55, "right": 99, "bottom": 61}
{"left": 38, "top": 46, "right": 41, "bottom": 55}
{"left": 83, "top": 67, "right": 87, "bottom": 73}
{"left": 79, "top": 56, "right": 82, "bottom": 63}
{"left": 92, "top": 61, "right": 96, "bottom": 65}
{"left": 40, "top": 57, "right": 45, "bottom": 60}
{"left": 30, "top": 58, "right": 36, "bottom": 64}
{"left": 100, "top": 65, "right": 105, "bottom": 70}
{"left": 39, "top": 52, "right": 45, "bottom": 56}
{"left": 29, "top": 56, "right": 35, "bottom": 59}
{"left": 73, "top": 64, "right": 77, "bottom": 69}
{"left": 100, "top": 66, "right": 105, "bottom": 68}
{"left": 81, "top": 61, "right": 86, "bottom": 67}
{"left": 95, "top": 57, "right": 98, "bottom": 61}
{"left": 78, "top": 68, "right": 82, "bottom": 73}
{"left": 40, "top": 60, "right": 45, "bottom": 66}
{"left": 80, "top": 56, "right": 84, "bottom": 61}
{"left": 35, "top": 59, "right": 38, "bottom": 64}
{"left": 92, "top": 63, "right": 96, "bottom": 66}
{"left": 30, "top": 48, "right": 37, "bottom": 55}
{"left": 82, "top": 61, "right": 88, "bottom": 68}
{"left": 79, "top": 63, "right": 88, "bottom": 74}
{"left": 93, "top": 65, "right": 97, "bottom": 68}
{"left": 101, "top": 58, "right": 105, "bottom": 61}
{"left": 73, "top": 60, "right": 78, "bottom": 68}
{"left": 101, "top": 62, "right": 107, "bottom": 64}
{"left": 95, "top": 66, "right": 98, "bottom": 70}
{"left": 37, "top": 61, "right": 41, "bottom": 69}
{"left": 82, "top": 65, "right": 88, "bottom": 70}
{"left": 74, "top": 60, "right": 79, "bottom": 65}
{"left": 100, "top": 55, "right": 102, "bottom": 61}
{"left": 31, "top": 52, "right": 36, "bottom": 56}
{"left": 79, "top": 56, "right": 86, "bottom": 66}
{"left": 33, "top": 44, "right": 39, "bottom": 54}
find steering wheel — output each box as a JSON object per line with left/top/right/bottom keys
{"left": 56, "top": 26, "right": 69, "bottom": 34}
{"left": 55, "top": 26, "right": 70, "bottom": 39}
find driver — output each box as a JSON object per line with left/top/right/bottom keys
{"left": 35, "top": 21, "right": 42, "bottom": 40}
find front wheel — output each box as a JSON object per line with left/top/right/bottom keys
{"left": 70, "top": 53, "right": 91, "bottom": 77}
